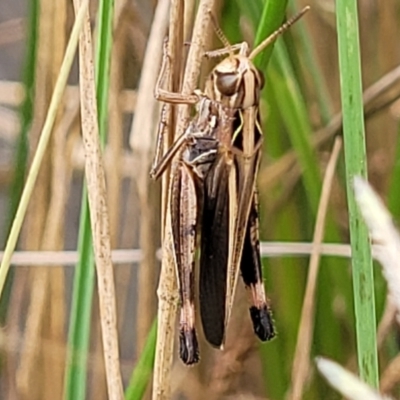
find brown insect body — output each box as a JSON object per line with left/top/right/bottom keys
{"left": 152, "top": 5, "right": 310, "bottom": 363}
{"left": 200, "top": 44, "right": 275, "bottom": 347}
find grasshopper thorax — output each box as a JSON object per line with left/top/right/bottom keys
{"left": 206, "top": 55, "right": 264, "bottom": 110}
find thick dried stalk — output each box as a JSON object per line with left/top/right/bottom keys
{"left": 290, "top": 137, "right": 342, "bottom": 400}
{"left": 72, "top": 1, "right": 123, "bottom": 399}
{"left": 152, "top": 1, "right": 182, "bottom": 399}
{"left": 127, "top": 0, "right": 181, "bottom": 396}
{"left": 174, "top": 0, "right": 215, "bottom": 139}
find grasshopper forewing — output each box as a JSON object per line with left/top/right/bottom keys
{"left": 199, "top": 7, "right": 310, "bottom": 347}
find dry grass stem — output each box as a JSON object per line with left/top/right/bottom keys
{"left": 152, "top": 0, "right": 182, "bottom": 397}
{"left": 1, "top": 241, "right": 389, "bottom": 266}
{"left": 290, "top": 137, "right": 342, "bottom": 400}
{"left": 174, "top": 0, "right": 215, "bottom": 139}
{"left": 183, "top": 0, "right": 196, "bottom": 42}
{"left": 72, "top": 0, "right": 123, "bottom": 398}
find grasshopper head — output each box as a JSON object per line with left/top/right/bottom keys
{"left": 206, "top": 55, "right": 264, "bottom": 110}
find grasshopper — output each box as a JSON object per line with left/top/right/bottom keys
{"left": 151, "top": 6, "right": 309, "bottom": 363}
{"left": 198, "top": 6, "right": 310, "bottom": 347}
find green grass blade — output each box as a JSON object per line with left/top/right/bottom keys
{"left": 221, "top": 0, "right": 242, "bottom": 44}
{"left": 95, "top": 0, "right": 114, "bottom": 141}
{"left": 63, "top": 202, "right": 95, "bottom": 399}
{"left": 64, "top": 1, "right": 115, "bottom": 398}
{"left": 125, "top": 320, "right": 157, "bottom": 400}
{"left": 267, "top": 43, "right": 321, "bottom": 211}
{"left": 252, "top": 0, "right": 289, "bottom": 69}
{"left": 336, "top": 0, "right": 378, "bottom": 388}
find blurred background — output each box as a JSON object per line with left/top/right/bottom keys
{"left": 0, "top": 0, "right": 400, "bottom": 399}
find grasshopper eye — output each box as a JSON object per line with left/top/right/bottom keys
{"left": 214, "top": 71, "right": 239, "bottom": 96}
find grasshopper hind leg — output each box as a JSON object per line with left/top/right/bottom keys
{"left": 171, "top": 163, "right": 201, "bottom": 364}
{"left": 241, "top": 191, "right": 275, "bottom": 341}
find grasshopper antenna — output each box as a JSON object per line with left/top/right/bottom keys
{"left": 209, "top": 12, "right": 233, "bottom": 59}
{"left": 249, "top": 6, "right": 310, "bottom": 60}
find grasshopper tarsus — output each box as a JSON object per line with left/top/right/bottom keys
{"left": 179, "top": 328, "right": 200, "bottom": 365}
{"left": 250, "top": 306, "right": 275, "bottom": 341}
